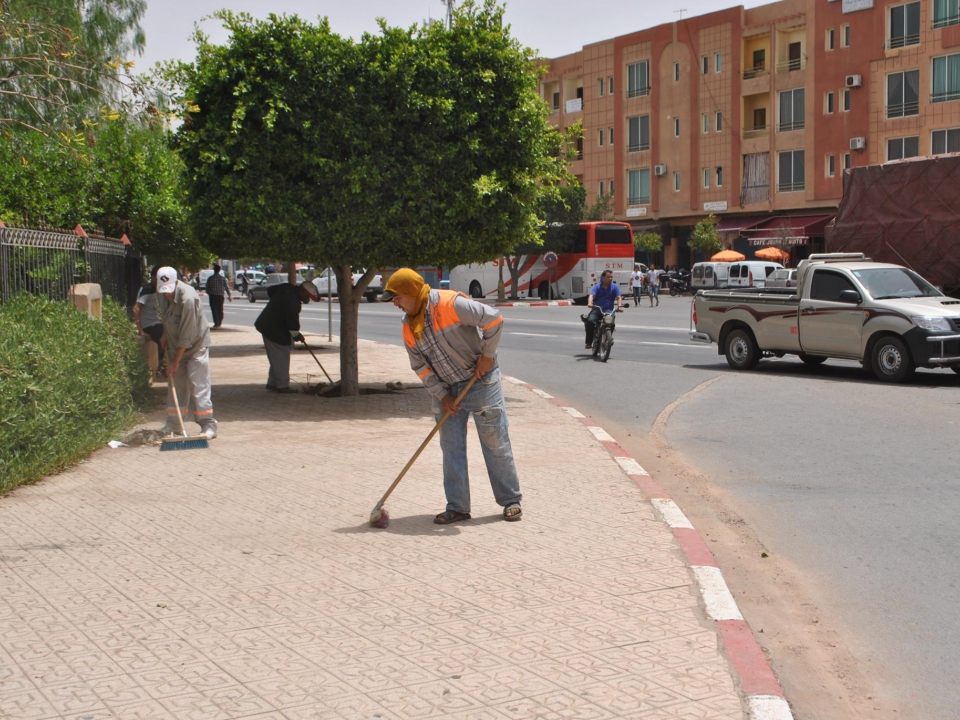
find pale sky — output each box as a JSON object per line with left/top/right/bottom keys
{"left": 136, "top": 0, "right": 772, "bottom": 72}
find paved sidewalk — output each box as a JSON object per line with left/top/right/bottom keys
{"left": 0, "top": 325, "right": 748, "bottom": 720}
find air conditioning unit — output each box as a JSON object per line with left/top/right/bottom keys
{"left": 850, "top": 136, "right": 866, "bottom": 150}
{"left": 654, "top": 163, "right": 667, "bottom": 176}
{"left": 845, "top": 74, "right": 862, "bottom": 88}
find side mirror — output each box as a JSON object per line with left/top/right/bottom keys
{"left": 838, "top": 289, "right": 862, "bottom": 304}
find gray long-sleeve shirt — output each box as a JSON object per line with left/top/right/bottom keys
{"left": 160, "top": 281, "right": 210, "bottom": 358}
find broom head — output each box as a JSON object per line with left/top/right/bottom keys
{"left": 160, "top": 435, "right": 210, "bottom": 451}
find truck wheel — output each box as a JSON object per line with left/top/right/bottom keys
{"left": 799, "top": 353, "right": 827, "bottom": 367}
{"left": 469, "top": 281, "right": 483, "bottom": 299}
{"left": 247, "top": 291, "right": 256, "bottom": 303}
{"left": 724, "top": 329, "right": 760, "bottom": 371}
{"left": 871, "top": 336, "right": 914, "bottom": 382}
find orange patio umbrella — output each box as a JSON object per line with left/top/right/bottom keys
{"left": 754, "top": 247, "right": 790, "bottom": 262}
{"left": 711, "top": 249, "right": 746, "bottom": 261}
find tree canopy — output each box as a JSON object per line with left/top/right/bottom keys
{"left": 689, "top": 214, "right": 722, "bottom": 257}
{"left": 173, "top": 1, "right": 572, "bottom": 393}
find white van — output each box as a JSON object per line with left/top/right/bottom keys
{"left": 691, "top": 262, "right": 731, "bottom": 291}
{"left": 726, "top": 261, "right": 783, "bottom": 288}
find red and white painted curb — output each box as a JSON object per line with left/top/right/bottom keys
{"left": 494, "top": 300, "right": 574, "bottom": 307}
{"left": 504, "top": 375, "right": 794, "bottom": 720}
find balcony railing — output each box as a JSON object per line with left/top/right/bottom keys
{"left": 743, "top": 124, "right": 768, "bottom": 139}
{"left": 886, "top": 101, "right": 920, "bottom": 118}
{"left": 627, "top": 142, "right": 650, "bottom": 152}
{"left": 565, "top": 98, "right": 583, "bottom": 113}
{"left": 627, "top": 86, "right": 650, "bottom": 99}
{"left": 742, "top": 65, "right": 768, "bottom": 79}
{"left": 932, "top": 90, "right": 960, "bottom": 103}
{"left": 627, "top": 196, "right": 650, "bottom": 206}
{"left": 886, "top": 34, "right": 920, "bottom": 49}
{"left": 778, "top": 181, "right": 805, "bottom": 193}
{"left": 933, "top": 14, "right": 960, "bottom": 29}
{"left": 778, "top": 119, "right": 805, "bottom": 132}
{"left": 776, "top": 57, "right": 805, "bottom": 73}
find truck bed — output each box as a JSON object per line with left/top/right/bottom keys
{"left": 693, "top": 288, "right": 802, "bottom": 354}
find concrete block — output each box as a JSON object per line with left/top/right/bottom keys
{"left": 71, "top": 283, "right": 103, "bottom": 320}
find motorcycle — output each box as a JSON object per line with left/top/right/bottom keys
{"left": 582, "top": 309, "right": 620, "bottom": 362}
{"left": 667, "top": 272, "right": 693, "bottom": 296}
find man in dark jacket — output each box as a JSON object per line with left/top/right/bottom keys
{"left": 254, "top": 281, "right": 319, "bottom": 393}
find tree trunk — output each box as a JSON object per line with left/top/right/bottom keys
{"left": 287, "top": 261, "right": 298, "bottom": 285}
{"left": 508, "top": 257, "right": 522, "bottom": 300}
{"left": 497, "top": 260, "right": 506, "bottom": 302}
{"left": 335, "top": 265, "right": 377, "bottom": 398}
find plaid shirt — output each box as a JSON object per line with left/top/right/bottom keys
{"left": 205, "top": 273, "right": 230, "bottom": 296}
{"left": 417, "top": 305, "right": 473, "bottom": 385}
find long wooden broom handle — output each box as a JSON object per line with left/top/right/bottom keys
{"left": 375, "top": 374, "right": 479, "bottom": 506}
{"left": 168, "top": 378, "right": 188, "bottom": 437}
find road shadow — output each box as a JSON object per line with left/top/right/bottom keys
{"left": 210, "top": 343, "right": 339, "bottom": 360}
{"left": 333, "top": 513, "right": 504, "bottom": 536}
{"left": 684, "top": 359, "right": 960, "bottom": 389}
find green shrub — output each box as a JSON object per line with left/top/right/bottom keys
{"left": 0, "top": 294, "right": 152, "bottom": 492}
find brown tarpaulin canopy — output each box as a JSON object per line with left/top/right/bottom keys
{"left": 826, "top": 154, "right": 960, "bottom": 292}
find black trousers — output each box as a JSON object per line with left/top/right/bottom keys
{"left": 209, "top": 294, "right": 225, "bottom": 327}
{"left": 584, "top": 306, "right": 604, "bottom": 345}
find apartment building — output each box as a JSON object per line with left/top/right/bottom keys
{"left": 541, "top": 0, "right": 960, "bottom": 265}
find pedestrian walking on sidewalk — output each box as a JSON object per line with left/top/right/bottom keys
{"left": 646, "top": 264, "right": 662, "bottom": 307}
{"left": 157, "top": 267, "right": 218, "bottom": 439}
{"left": 630, "top": 265, "right": 644, "bottom": 306}
{"left": 381, "top": 268, "right": 523, "bottom": 524}
{"left": 205, "top": 264, "right": 232, "bottom": 328}
{"left": 134, "top": 266, "right": 165, "bottom": 378}
{"left": 253, "top": 280, "right": 320, "bottom": 393}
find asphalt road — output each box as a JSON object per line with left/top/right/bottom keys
{"left": 221, "top": 294, "right": 960, "bottom": 719}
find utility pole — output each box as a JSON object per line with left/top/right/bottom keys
{"left": 442, "top": 0, "right": 455, "bottom": 29}
{"left": 675, "top": 8, "right": 686, "bottom": 21}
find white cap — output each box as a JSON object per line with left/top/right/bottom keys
{"left": 300, "top": 280, "right": 319, "bottom": 301}
{"left": 157, "top": 267, "right": 178, "bottom": 293}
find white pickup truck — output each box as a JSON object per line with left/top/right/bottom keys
{"left": 690, "top": 253, "right": 960, "bottom": 382}
{"left": 312, "top": 268, "right": 384, "bottom": 302}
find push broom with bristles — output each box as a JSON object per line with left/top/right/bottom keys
{"left": 160, "top": 379, "right": 209, "bottom": 452}
{"left": 369, "top": 375, "right": 478, "bottom": 528}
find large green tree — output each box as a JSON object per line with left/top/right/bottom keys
{"left": 0, "top": 0, "right": 147, "bottom": 134}
{"left": 174, "top": 2, "right": 570, "bottom": 395}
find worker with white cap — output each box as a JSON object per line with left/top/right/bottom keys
{"left": 156, "top": 266, "right": 218, "bottom": 439}
{"left": 253, "top": 280, "right": 320, "bottom": 393}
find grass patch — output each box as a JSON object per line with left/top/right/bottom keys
{"left": 0, "top": 294, "right": 152, "bottom": 493}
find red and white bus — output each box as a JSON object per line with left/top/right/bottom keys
{"left": 449, "top": 222, "right": 636, "bottom": 303}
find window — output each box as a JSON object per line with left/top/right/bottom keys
{"left": 933, "top": 127, "right": 960, "bottom": 154}
{"left": 749, "top": 49, "right": 766, "bottom": 77}
{"left": 932, "top": 53, "right": 960, "bottom": 102}
{"left": 598, "top": 129, "right": 604, "bottom": 147}
{"left": 674, "top": 118, "right": 680, "bottom": 137}
{"left": 716, "top": 111, "right": 723, "bottom": 131}
{"left": 609, "top": 76, "right": 614, "bottom": 95}
{"left": 609, "top": 179, "right": 615, "bottom": 196}
{"left": 702, "top": 55, "right": 709, "bottom": 74}
{"left": 933, "top": 0, "right": 960, "bottom": 29}
{"left": 842, "top": 88, "right": 851, "bottom": 111}
{"left": 810, "top": 270, "right": 857, "bottom": 302}
{"left": 609, "top": 127, "right": 614, "bottom": 145}
{"left": 753, "top": 107, "right": 767, "bottom": 131}
{"left": 674, "top": 62, "right": 681, "bottom": 81}
{"left": 627, "top": 115, "right": 650, "bottom": 151}
{"left": 889, "top": 3, "right": 920, "bottom": 48}
{"left": 825, "top": 91, "right": 835, "bottom": 114}
{"left": 627, "top": 168, "right": 651, "bottom": 205}
{"left": 779, "top": 88, "right": 805, "bottom": 131}
{"left": 674, "top": 172, "right": 681, "bottom": 192}
{"left": 703, "top": 168, "right": 710, "bottom": 188}
{"left": 841, "top": 25, "right": 850, "bottom": 47}
{"left": 887, "top": 136, "right": 920, "bottom": 160}
{"left": 716, "top": 166, "right": 723, "bottom": 186}
{"left": 826, "top": 28, "right": 835, "bottom": 50}
{"left": 703, "top": 113, "right": 709, "bottom": 133}
{"left": 552, "top": 92, "right": 560, "bottom": 110}
{"left": 716, "top": 53, "right": 722, "bottom": 73}
{"left": 598, "top": 181, "right": 605, "bottom": 197}
{"left": 887, "top": 70, "right": 920, "bottom": 117}
{"left": 778, "top": 149, "right": 805, "bottom": 192}
{"left": 598, "top": 78, "right": 604, "bottom": 97}
{"left": 787, "top": 42, "right": 802, "bottom": 71}
{"left": 628, "top": 61, "right": 650, "bottom": 97}
{"left": 843, "top": 152, "right": 851, "bottom": 170}
{"left": 826, "top": 154, "right": 836, "bottom": 177}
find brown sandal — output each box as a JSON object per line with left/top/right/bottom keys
{"left": 434, "top": 510, "right": 471, "bottom": 525}
{"left": 503, "top": 504, "right": 522, "bottom": 521}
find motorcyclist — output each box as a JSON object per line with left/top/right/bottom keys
{"left": 584, "top": 269, "right": 623, "bottom": 349}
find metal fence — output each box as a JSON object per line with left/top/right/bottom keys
{"left": 0, "top": 225, "right": 141, "bottom": 306}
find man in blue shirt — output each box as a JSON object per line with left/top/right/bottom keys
{"left": 584, "top": 270, "right": 623, "bottom": 348}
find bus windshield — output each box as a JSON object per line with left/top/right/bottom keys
{"left": 594, "top": 224, "right": 633, "bottom": 244}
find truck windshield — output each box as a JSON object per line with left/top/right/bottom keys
{"left": 855, "top": 268, "right": 941, "bottom": 299}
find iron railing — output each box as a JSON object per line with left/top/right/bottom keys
{"left": 0, "top": 225, "right": 140, "bottom": 306}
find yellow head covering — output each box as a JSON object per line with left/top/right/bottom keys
{"left": 385, "top": 268, "right": 432, "bottom": 341}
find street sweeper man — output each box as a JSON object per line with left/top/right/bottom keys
{"left": 156, "top": 267, "right": 218, "bottom": 440}
{"left": 253, "top": 280, "right": 320, "bottom": 393}
{"left": 381, "top": 268, "right": 523, "bottom": 524}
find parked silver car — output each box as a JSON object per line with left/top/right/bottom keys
{"left": 765, "top": 268, "right": 798, "bottom": 289}
{"left": 247, "top": 273, "right": 304, "bottom": 302}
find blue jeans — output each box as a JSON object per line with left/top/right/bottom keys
{"left": 432, "top": 367, "right": 522, "bottom": 514}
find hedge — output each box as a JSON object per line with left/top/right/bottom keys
{"left": 0, "top": 294, "right": 152, "bottom": 493}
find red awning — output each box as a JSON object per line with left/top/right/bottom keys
{"left": 715, "top": 215, "right": 768, "bottom": 233}
{"left": 745, "top": 215, "right": 833, "bottom": 246}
